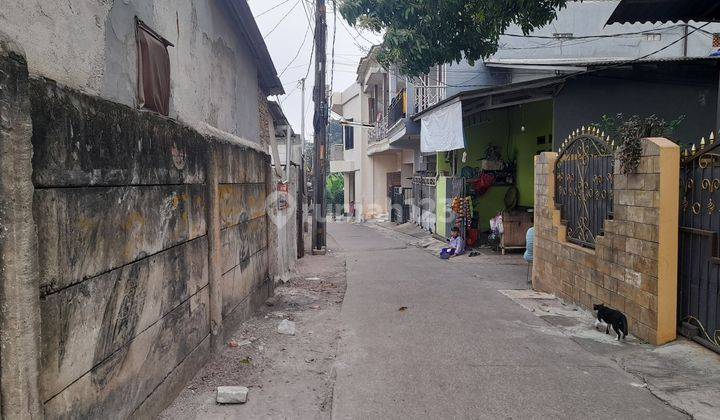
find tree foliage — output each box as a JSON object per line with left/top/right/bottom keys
{"left": 325, "top": 173, "right": 345, "bottom": 208}
{"left": 594, "top": 114, "right": 685, "bottom": 174}
{"left": 339, "top": 0, "right": 568, "bottom": 76}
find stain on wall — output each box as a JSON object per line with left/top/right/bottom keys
{"left": 29, "top": 76, "right": 271, "bottom": 418}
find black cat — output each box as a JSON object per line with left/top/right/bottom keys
{"left": 593, "top": 303, "right": 628, "bottom": 341}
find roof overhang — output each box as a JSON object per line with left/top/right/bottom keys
{"left": 221, "top": 0, "right": 284, "bottom": 95}
{"left": 412, "top": 76, "right": 565, "bottom": 121}
{"left": 388, "top": 117, "right": 420, "bottom": 148}
{"left": 268, "top": 101, "right": 289, "bottom": 127}
{"left": 330, "top": 160, "right": 357, "bottom": 173}
{"left": 606, "top": 0, "right": 720, "bottom": 24}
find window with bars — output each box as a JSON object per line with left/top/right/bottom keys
{"left": 344, "top": 119, "right": 354, "bottom": 150}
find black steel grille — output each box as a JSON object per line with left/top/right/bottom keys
{"left": 679, "top": 138, "right": 720, "bottom": 346}
{"left": 555, "top": 130, "right": 614, "bottom": 248}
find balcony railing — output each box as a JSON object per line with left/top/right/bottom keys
{"left": 368, "top": 114, "right": 388, "bottom": 143}
{"left": 414, "top": 85, "right": 446, "bottom": 113}
{"left": 387, "top": 89, "right": 406, "bottom": 129}
{"left": 369, "top": 89, "right": 407, "bottom": 143}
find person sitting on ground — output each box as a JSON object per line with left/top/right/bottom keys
{"left": 440, "top": 226, "right": 465, "bottom": 258}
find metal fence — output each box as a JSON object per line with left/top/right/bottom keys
{"left": 445, "top": 177, "right": 465, "bottom": 239}
{"left": 391, "top": 187, "right": 412, "bottom": 224}
{"left": 554, "top": 128, "right": 614, "bottom": 248}
{"left": 387, "top": 89, "right": 406, "bottom": 129}
{"left": 412, "top": 176, "right": 437, "bottom": 232}
{"left": 678, "top": 135, "right": 720, "bottom": 348}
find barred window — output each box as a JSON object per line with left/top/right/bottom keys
{"left": 344, "top": 119, "right": 354, "bottom": 150}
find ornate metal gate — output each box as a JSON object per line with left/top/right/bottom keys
{"left": 555, "top": 127, "right": 615, "bottom": 248}
{"left": 679, "top": 135, "right": 720, "bottom": 348}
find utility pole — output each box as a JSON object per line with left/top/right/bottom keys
{"left": 300, "top": 78, "right": 306, "bottom": 157}
{"left": 312, "top": 0, "right": 327, "bottom": 254}
{"left": 298, "top": 78, "right": 307, "bottom": 257}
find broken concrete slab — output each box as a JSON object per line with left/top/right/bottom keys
{"left": 216, "top": 386, "right": 248, "bottom": 404}
{"left": 277, "top": 320, "right": 296, "bottom": 335}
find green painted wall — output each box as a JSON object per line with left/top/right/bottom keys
{"left": 435, "top": 100, "right": 553, "bottom": 230}
{"left": 436, "top": 177, "right": 447, "bottom": 238}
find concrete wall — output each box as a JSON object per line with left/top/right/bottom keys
{"left": 0, "top": 49, "right": 273, "bottom": 417}
{"left": 444, "top": 60, "right": 510, "bottom": 98}
{"left": 532, "top": 138, "right": 679, "bottom": 345}
{"left": 0, "top": 0, "right": 260, "bottom": 141}
{"left": 554, "top": 68, "right": 719, "bottom": 150}
{"left": 271, "top": 166, "right": 300, "bottom": 281}
{"left": 367, "top": 153, "right": 401, "bottom": 218}
{"left": 332, "top": 82, "right": 369, "bottom": 219}
{"left": 0, "top": 37, "right": 44, "bottom": 420}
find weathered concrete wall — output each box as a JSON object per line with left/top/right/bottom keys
{"left": 271, "top": 166, "right": 300, "bottom": 280}
{"left": 0, "top": 61, "right": 273, "bottom": 418}
{"left": 0, "top": 36, "right": 44, "bottom": 420}
{"left": 532, "top": 138, "right": 680, "bottom": 345}
{"left": 0, "top": 0, "right": 260, "bottom": 142}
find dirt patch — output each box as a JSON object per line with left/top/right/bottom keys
{"left": 159, "top": 251, "right": 346, "bottom": 419}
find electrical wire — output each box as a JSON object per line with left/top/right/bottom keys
{"left": 279, "top": 0, "right": 316, "bottom": 106}
{"left": 412, "top": 22, "right": 714, "bottom": 109}
{"left": 254, "top": 0, "right": 294, "bottom": 19}
{"left": 263, "top": 0, "right": 301, "bottom": 39}
{"left": 337, "top": 15, "right": 372, "bottom": 53}
{"left": 278, "top": 17, "right": 312, "bottom": 76}
{"left": 329, "top": 0, "right": 338, "bottom": 107}
{"left": 421, "top": 23, "right": 713, "bottom": 91}
{"left": 501, "top": 24, "right": 699, "bottom": 41}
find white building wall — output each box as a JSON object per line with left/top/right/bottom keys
{"left": 0, "top": 0, "right": 260, "bottom": 141}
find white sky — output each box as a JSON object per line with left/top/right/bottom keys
{"left": 248, "top": 0, "right": 382, "bottom": 142}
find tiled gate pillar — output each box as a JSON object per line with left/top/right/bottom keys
{"left": 533, "top": 138, "right": 679, "bottom": 345}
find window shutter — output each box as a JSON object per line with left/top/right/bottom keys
{"left": 136, "top": 19, "right": 173, "bottom": 116}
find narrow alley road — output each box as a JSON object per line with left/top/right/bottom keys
{"left": 162, "top": 221, "right": 691, "bottom": 419}
{"left": 329, "top": 222, "right": 684, "bottom": 419}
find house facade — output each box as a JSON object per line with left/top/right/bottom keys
{"left": 329, "top": 1, "right": 720, "bottom": 232}
{"left": 331, "top": 48, "right": 416, "bottom": 221}
{"left": 415, "top": 0, "right": 720, "bottom": 241}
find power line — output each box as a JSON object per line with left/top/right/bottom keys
{"left": 278, "top": 17, "right": 312, "bottom": 76}
{"left": 279, "top": 0, "right": 316, "bottom": 106}
{"left": 254, "top": 0, "right": 294, "bottom": 18}
{"left": 339, "top": 8, "right": 378, "bottom": 47}
{"left": 299, "top": 0, "right": 315, "bottom": 34}
{"left": 329, "top": 0, "right": 337, "bottom": 103}
{"left": 429, "top": 23, "right": 715, "bottom": 93}
{"left": 500, "top": 24, "right": 694, "bottom": 41}
{"left": 263, "top": 0, "right": 301, "bottom": 39}
{"left": 337, "top": 15, "right": 372, "bottom": 53}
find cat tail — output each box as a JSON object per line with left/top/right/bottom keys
{"left": 621, "top": 317, "right": 628, "bottom": 337}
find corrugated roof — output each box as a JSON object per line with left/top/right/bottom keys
{"left": 414, "top": 55, "right": 720, "bottom": 119}
{"left": 268, "top": 101, "right": 289, "bottom": 127}
{"left": 412, "top": 76, "right": 565, "bottom": 120}
{"left": 606, "top": 0, "right": 720, "bottom": 24}
{"left": 487, "top": 56, "right": 720, "bottom": 67}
